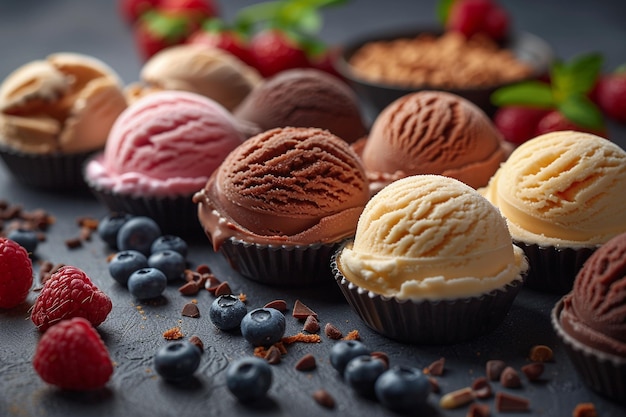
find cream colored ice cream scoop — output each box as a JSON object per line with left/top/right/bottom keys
{"left": 338, "top": 174, "right": 527, "bottom": 300}
{"left": 133, "top": 44, "right": 262, "bottom": 111}
{"left": 481, "top": 131, "right": 626, "bottom": 247}
{"left": 0, "top": 52, "right": 127, "bottom": 154}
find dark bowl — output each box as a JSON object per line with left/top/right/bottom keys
{"left": 335, "top": 27, "right": 554, "bottom": 118}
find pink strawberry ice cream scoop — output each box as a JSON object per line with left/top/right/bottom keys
{"left": 85, "top": 90, "right": 245, "bottom": 196}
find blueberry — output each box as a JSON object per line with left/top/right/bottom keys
{"left": 329, "top": 340, "right": 371, "bottom": 375}
{"left": 7, "top": 228, "right": 38, "bottom": 254}
{"left": 374, "top": 366, "right": 431, "bottom": 413}
{"left": 148, "top": 250, "right": 185, "bottom": 282}
{"left": 154, "top": 341, "right": 201, "bottom": 382}
{"left": 127, "top": 267, "right": 167, "bottom": 299}
{"left": 209, "top": 294, "right": 247, "bottom": 331}
{"left": 151, "top": 235, "right": 188, "bottom": 258}
{"left": 240, "top": 308, "right": 285, "bottom": 347}
{"left": 97, "top": 212, "right": 132, "bottom": 249}
{"left": 108, "top": 250, "right": 148, "bottom": 285}
{"left": 116, "top": 216, "right": 161, "bottom": 256}
{"left": 344, "top": 355, "right": 387, "bottom": 398}
{"left": 226, "top": 356, "right": 272, "bottom": 403}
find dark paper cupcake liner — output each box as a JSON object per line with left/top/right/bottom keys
{"left": 0, "top": 144, "right": 95, "bottom": 191}
{"left": 331, "top": 246, "right": 524, "bottom": 344}
{"left": 86, "top": 180, "right": 203, "bottom": 238}
{"left": 515, "top": 240, "right": 597, "bottom": 295}
{"left": 552, "top": 299, "right": 626, "bottom": 404}
{"left": 217, "top": 237, "right": 346, "bottom": 287}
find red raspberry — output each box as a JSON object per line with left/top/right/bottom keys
{"left": 31, "top": 265, "right": 112, "bottom": 332}
{"left": 448, "top": 0, "right": 509, "bottom": 42}
{"left": 33, "top": 317, "right": 113, "bottom": 390}
{"left": 593, "top": 73, "right": 626, "bottom": 123}
{"left": 493, "top": 106, "right": 550, "bottom": 145}
{"left": 535, "top": 110, "right": 607, "bottom": 138}
{"left": 0, "top": 237, "right": 33, "bottom": 309}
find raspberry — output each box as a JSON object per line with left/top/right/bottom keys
{"left": 593, "top": 73, "right": 626, "bottom": 123}
{"left": 493, "top": 106, "right": 550, "bottom": 145}
{"left": 31, "top": 265, "right": 112, "bottom": 332}
{"left": 33, "top": 317, "right": 113, "bottom": 390}
{"left": 0, "top": 237, "right": 34, "bottom": 309}
{"left": 535, "top": 110, "right": 607, "bottom": 137}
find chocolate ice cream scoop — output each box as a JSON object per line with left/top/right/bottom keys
{"left": 194, "top": 127, "right": 370, "bottom": 249}
{"left": 233, "top": 69, "right": 368, "bottom": 143}
{"left": 559, "top": 232, "right": 626, "bottom": 356}
{"left": 359, "top": 91, "right": 507, "bottom": 191}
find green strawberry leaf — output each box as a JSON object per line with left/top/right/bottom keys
{"left": 491, "top": 81, "right": 555, "bottom": 107}
{"left": 551, "top": 52, "right": 603, "bottom": 100}
{"left": 558, "top": 94, "right": 605, "bottom": 130}
{"left": 436, "top": 0, "right": 456, "bottom": 25}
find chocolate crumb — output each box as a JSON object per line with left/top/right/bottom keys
{"left": 184, "top": 269, "right": 203, "bottom": 283}
{"left": 529, "top": 345, "right": 553, "bottom": 362}
{"left": 214, "top": 281, "right": 232, "bottom": 296}
{"left": 188, "top": 335, "right": 204, "bottom": 353}
{"left": 495, "top": 391, "right": 530, "bottom": 412}
{"left": 371, "top": 351, "right": 389, "bottom": 369}
{"left": 303, "top": 315, "right": 320, "bottom": 333}
{"left": 196, "top": 264, "right": 211, "bottom": 274}
{"left": 181, "top": 302, "right": 200, "bottom": 318}
{"left": 467, "top": 403, "right": 490, "bottom": 417}
{"left": 264, "top": 345, "right": 282, "bottom": 365}
{"left": 64, "top": 237, "right": 82, "bottom": 249}
{"left": 486, "top": 359, "right": 507, "bottom": 381}
{"left": 292, "top": 299, "right": 317, "bottom": 319}
{"left": 471, "top": 376, "right": 492, "bottom": 399}
{"left": 425, "top": 357, "right": 445, "bottom": 376}
{"left": 178, "top": 280, "right": 202, "bottom": 296}
{"left": 295, "top": 353, "right": 317, "bottom": 371}
{"left": 312, "top": 389, "right": 335, "bottom": 409}
{"left": 500, "top": 366, "right": 522, "bottom": 388}
{"left": 573, "top": 402, "right": 598, "bottom": 417}
{"left": 264, "top": 299, "right": 287, "bottom": 312}
{"left": 204, "top": 274, "right": 222, "bottom": 293}
{"left": 521, "top": 362, "right": 544, "bottom": 381}
{"left": 324, "top": 323, "right": 342, "bottom": 340}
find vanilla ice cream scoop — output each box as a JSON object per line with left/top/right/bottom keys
{"left": 338, "top": 174, "right": 527, "bottom": 300}
{"left": 0, "top": 52, "right": 127, "bottom": 154}
{"left": 128, "top": 44, "right": 262, "bottom": 111}
{"left": 481, "top": 131, "right": 626, "bottom": 247}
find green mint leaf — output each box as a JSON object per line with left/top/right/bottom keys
{"left": 490, "top": 81, "right": 555, "bottom": 107}
{"left": 436, "top": 0, "right": 456, "bottom": 25}
{"left": 276, "top": 2, "right": 322, "bottom": 33}
{"left": 234, "top": 1, "right": 283, "bottom": 32}
{"left": 558, "top": 94, "right": 605, "bottom": 130}
{"left": 551, "top": 52, "right": 603, "bottom": 100}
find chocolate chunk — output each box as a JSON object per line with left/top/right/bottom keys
{"left": 204, "top": 274, "right": 222, "bottom": 294}
{"left": 181, "top": 302, "right": 200, "bottom": 318}
{"left": 521, "top": 363, "right": 544, "bottom": 381}
{"left": 425, "top": 357, "right": 445, "bottom": 376}
{"left": 292, "top": 299, "right": 317, "bottom": 319}
{"left": 324, "top": 323, "right": 342, "bottom": 340}
{"left": 303, "top": 315, "right": 320, "bottom": 333}
{"left": 64, "top": 237, "right": 82, "bottom": 249}
{"left": 264, "top": 299, "right": 287, "bottom": 312}
{"left": 528, "top": 345, "right": 553, "bottom": 362}
{"left": 264, "top": 345, "right": 282, "bottom": 365}
{"left": 471, "top": 376, "right": 492, "bottom": 399}
{"left": 500, "top": 366, "right": 522, "bottom": 388}
{"left": 214, "top": 281, "right": 232, "bottom": 296}
{"left": 295, "top": 353, "right": 316, "bottom": 371}
{"left": 486, "top": 359, "right": 506, "bottom": 381}
{"left": 178, "top": 280, "right": 201, "bottom": 296}
{"left": 196, "top": 264, "right": 212, "bottom": 274}
{"left": 312, "top": 389, "right": 335, "bottom": 409}
{"left": 188, "top": 335, "right": 204, "bottom": 353}
{"left": 467, "top": 403, "right": 490, "bottom": 417}
{"left": 495, "top": 392, "right": 530, "bottom": 412}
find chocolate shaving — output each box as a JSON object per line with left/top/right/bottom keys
{"left": 196, "top": 264, "right": 211, "bottom": 274}
{"left": 188, "top": 335, "right": 204, "bottom": 353}
{"left": 425, "top": 357, "right": 445, "bottom": 376}
{"left": 521, "top": 362, "right": 544, "bottom": 381}
{"left": 204, "top": 274, "right": 222, "bottom": 293}
{"left": 295, "top": 353, "right": 316, "bottom": 371}
{"left": 264, "top": 345, "right": 282, "bottom": 364}
{"left": 181, "top": 302, "right": 200, "bottom": 318}
{"left": 264, "top": 299, "right": 287, "bottom": 312}
{"left": 486, "top": 359, "right": 506, "bottom": 381}
{"left": 467, "top": 403, "right": 490, "bottom": 417}
{"left": 500, "top": 366, "right": 522, "bottom": 388}
{"left": 64, "top": 237, "right": 82, "bottom": 249}
{"left": 324, "top": 323, "right": 342, "bottom": 340}
{"left": 495, "top": 392, "right": 530, "bottom": 412}
{"left": 214, "top": 281, "right": 232, "bottom": 296}
{"left": 312, "top": 389, "right": 335, "bottom": 409}
{"left": 303, "top": 315, "right": 320, "bottom": 333}
{"left": 292, "top": 299, "right": 317, "bottom": 319}
{"left": 178, "top": 280, "right": 202, "bottom": 296}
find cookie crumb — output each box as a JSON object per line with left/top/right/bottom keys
{"left": 163, "top": 326, "right": 184, "bottom": 340}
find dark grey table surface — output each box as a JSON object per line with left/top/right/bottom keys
{"left": 1, "top": 1, "right": 626, "bottom": 416}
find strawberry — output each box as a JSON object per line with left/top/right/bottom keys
{"left": 446, "top": 0, "right": 509, "bottom": 42}
{"left": 0, "top": 237, "right": 33, "bottom": 309}
{"left": 133, "top": 9, "right": 195, "bottom": 61}
{"left": 118, "top": 0, "right": 161, "bottom": 25}
{"left": 535, "top": 110, "right": 607, "bottom": 137}
{"left": 31, "top": 265, "right": 112, "bottom": 332}
{"left": 33, "top": 317, "right": 113, "bottom": 390}
{"left": 249, "top": 28, "right": 310, "bottom": 77}
{"left": 593, "top": 70, "right": 626, "bottom": 123}
{"left": 186, "top": 19, "right": 255, "bottom": 66}
{"left": 493, "top": 106, "right": 550, "bottom": 145}
{"left": 160, "top": 0, "right": 219, "bottom": 24}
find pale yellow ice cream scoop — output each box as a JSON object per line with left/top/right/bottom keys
{"left": 481, "top": 131, "right": 626, "bottom": 247}
{"left": 338, "top": 174, "right": 527, "bottom": 300}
